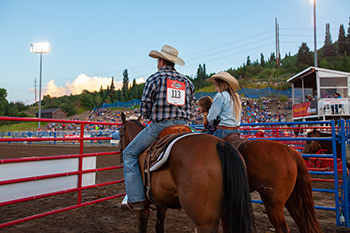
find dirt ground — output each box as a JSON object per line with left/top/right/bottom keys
{"left": 0, "top": 144, "right": 349, "bottom": 232}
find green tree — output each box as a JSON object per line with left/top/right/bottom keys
{"left": 109, "top": 76, "right": 116, "bottom": 102}
{"left": 79, "top": 90, "right": 94, "bottom": 109}
{"left": 323, "top": 23, "right": 336, "bottom": 57}
{"left": 0, "top": 88, "right": 8, "bottom": 116}
{"left": 246, "top": 56, "right": 251, "bottom": 66}
{"left": 196, "top": 64, "right": 207, "bottom": 82}
{"left": 297, "top": 42, "right": 313, "bottom": 66}
{"left": 260, "top": 53, "right": 265, "bottom": 67}
{"left": 122, "top": 69, "right": 129, "bottom": 93}
{"left": 338, "top": 24, "right": 347, "bottom": 55}
{"left": 347, "top": 17, "right": 350, "bottom": 55}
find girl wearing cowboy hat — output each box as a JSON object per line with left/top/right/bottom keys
{"left": 204, "top": 71, "right": 242, "bottom": 139}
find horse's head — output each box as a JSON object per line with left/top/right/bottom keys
{"left": 119, "top": 112, "right": 144, "bottom": 154}
{"left": 302, "top": 128, "right": 322, "bottom": 154}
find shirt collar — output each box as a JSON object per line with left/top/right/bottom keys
{"left": 160, "top": 66, "right": 176, "bottom": 71}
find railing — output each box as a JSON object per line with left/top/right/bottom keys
{"left": 1, "top": 116, "right": 349, "bottom": 228}
{"left": 240, "top": 120, "right": 349, "bottom": 227}
{"left": 319, "top": 98, "right": 349, "bottom": 116}
{"left": 0, "top": 116, "right": 124, "bottom": 229}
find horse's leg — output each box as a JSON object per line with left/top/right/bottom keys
{"left": 260, "top": 198, "right": 290, "bottom": 233}
{"left": 156, "top": 208, "right": 166, "bottom": 233}
{"left": 285, "top": 148, "right": 322, "bottom": 233}
{"left": 135, "top": 208, "right": 150, "bottom": 233}
{"left": 284, "top": 188, "right": 306, "bottom": 232}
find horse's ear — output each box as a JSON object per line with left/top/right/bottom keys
{"left": 313, "top": 128, "right": 317, "bottom": 133}
{"left": 137, "top": 115, "right": 142, "bottom": 122}
{"left": 121, "top": 112, "right": 126, "bottom": 124}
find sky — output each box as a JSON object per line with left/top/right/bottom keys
{"left": 1, "top": 0, "right": 349, "bottom": 105}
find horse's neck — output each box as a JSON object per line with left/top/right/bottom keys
{"left": 127, "top": 121, "right": 144, "bottom": 140}
{"left": 318, "top": 133, "right": 342, "bottom": 157}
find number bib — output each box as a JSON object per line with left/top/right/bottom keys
{"left": 166, "top": 79, "right": 186, "bottom": 106}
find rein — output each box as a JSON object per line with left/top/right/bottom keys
{"left": 119, "top": 124, "right": 127, "bottom": 160}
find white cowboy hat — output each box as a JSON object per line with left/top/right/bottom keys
{"left": 206, "top": 71, "right": 240, "bottom": 91}
{"left": 149, "top": 45, "right": 185, "bottom": 66}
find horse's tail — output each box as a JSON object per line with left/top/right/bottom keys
{"left": 216, "top": 141, "right": 255, "bottom": 233}
{"left": 286, "top": 147, "right": 322, "bottom": 233}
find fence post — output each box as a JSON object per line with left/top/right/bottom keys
{"left": 340, "top": 119, "right": 349, "bottom": 227}
{"left": 78, "top": 123, "right": 85, "bottom": 205}
{"left": 331, "top": 120, "right": 341, "bottom": 226}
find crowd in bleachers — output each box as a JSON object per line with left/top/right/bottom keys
{"left": 191, "top": 97, "right": 292, "bottom": 125}
{"left": 39, "top": 97, "right": 292, "bottom": 133}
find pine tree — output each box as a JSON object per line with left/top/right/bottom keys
{"left": 347, "top": 17, "right": 350, "bottom": 55}
{"left": 297, "top": 42, "right": 313, "bottom": 66}
{"left": 203, "top": 64, "right": 206, "bottom": 79}
{"left": 246, "top": 56, "right": 251, "bottom": 66}
{"left": 260, "top": 53, "right": 265, "bottom": 67}
{"left": 323, "top": 23, "right": 336, "bottom": 57}
{"left": 109, "top": 76, "right": 116, "bottom": 102}
{"left": 338, "top": 24, "right": 347, "bottom": 55}
{"left": 196, "top": 64, "right": 207, "bottom": 83}
{"left": 122, "top": 69, "right": 129, "bottom": 99}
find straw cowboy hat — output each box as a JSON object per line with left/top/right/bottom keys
{"left": 206, "top": 71, "right": 240, "bottom": 91}
{"left": 149, "top": 45, "right": 185, "bottom": 66}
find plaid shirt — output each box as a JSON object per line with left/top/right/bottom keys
{"left": 140, "top": 66, "right": 196, "bottom": 122}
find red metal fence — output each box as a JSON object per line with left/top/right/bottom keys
{"left": 0, "top": 116, "right": 124, "bottom": 228}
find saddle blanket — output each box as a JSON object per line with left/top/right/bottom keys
{"left": 147, "top": 133, "right": 196, "bottom": 172}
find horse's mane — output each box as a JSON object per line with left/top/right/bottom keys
{"left": 129, "top": 119, "right": 145, "bottom": 129}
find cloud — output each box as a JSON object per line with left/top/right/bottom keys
{"left": 42, "top": 73, "right": 145, "bottom": 97}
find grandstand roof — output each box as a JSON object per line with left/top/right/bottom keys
{"left": 287, "top": 67, "right": 350, "bottom": 88}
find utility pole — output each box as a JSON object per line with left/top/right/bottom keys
{"left": 34, "top": 78, "right": 37, "bottom": 106}
{"left": 313, "top": 0, "right": 317, "bottom": 67}
{"left": 275, "top": 18, "right": 280, "bottom": 70}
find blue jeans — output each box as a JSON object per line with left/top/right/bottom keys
{"left": 123, "top": 119, "right": 187, "bottom": 203}
{"left": 212, "top": 129, "right": 240, "bottom": 140}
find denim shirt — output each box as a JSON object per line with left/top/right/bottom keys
{"left": 207, "top": 91, "right": 241, "bottom": 127}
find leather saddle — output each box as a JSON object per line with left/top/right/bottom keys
{"left": 143, "top": 124, "right": 192, "bottom": 209}
{"left": 223, "top": 132, "right": 249, "bottom": 153}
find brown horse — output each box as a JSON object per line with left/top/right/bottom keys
{"left": 302, "top": 128, "right": 348, "bottom": 171}
{"left": 302, "top": 128, "right": 341, "bottom": 159}
{"left": 119, "top": 113, "right": 254, "bottom": 233}
{"left": 239, "top": 139, "right": 321, "bottom": 233}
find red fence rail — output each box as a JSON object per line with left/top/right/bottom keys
{"left": 0, "top": 116, "right": 124, "bottom": 229}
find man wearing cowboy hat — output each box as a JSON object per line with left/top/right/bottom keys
{"left": 122, "top": 45, "right": 195, "bottom": 210}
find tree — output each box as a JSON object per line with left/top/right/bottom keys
{"left": 80, "top": 90, "right": 94, "bottom": 109}
{"left": 109, "top": 76, "right": 116, "bottom": 102}
{"left": 260, "top": 53, "right": 265, "bottom": 67}
{"left": 347, "top": 17, "right": 350, "bottom": 55}
{"left": 196, "top": 64, "right": 207, "bottom": 82}
{"left": 246, "top": 56, "right": 251, "bottom": 66}
{"left": 338, "top": 24, "right": 347, "bottom": 55}
{"left": 323, "top": 23, "right": 336, "bottom": 57}
{"left": 0, "top": 88, "right": 8, "bottom": 116}
{"left": 122, "top": 69, "right": 129, "bottom": 99}
{"left": 297, "top": 42, "right": 313, "bottom": 66}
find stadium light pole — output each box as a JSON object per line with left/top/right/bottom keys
{"left": 30, "top": 42, "right": 49, "bottom": 129}
{"left": 313, "top": 0, "right": 317, "bottom": 67}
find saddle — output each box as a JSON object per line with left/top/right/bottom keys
{"left": 223, "top": 132, "right": 249, "bottom": 153}
{"left": 143, "top": 124, "right": 192, "bottom": 209}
